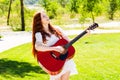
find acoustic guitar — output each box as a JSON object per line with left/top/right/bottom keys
{"left": 37, "top": 23, "right": 99, "bottom": 75}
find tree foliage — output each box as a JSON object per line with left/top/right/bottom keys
{"left": 69, "top": 0, "right": 80, "bottom": 13}
{"left": 0, "top": 0, "right": 120, "bottom": 31}
{"left": 39, "top": 0, "right": 60, "bottom": 19}
{"left": 57, "top": 0, "right": 69, "bottom": 8}
{"left": 108, "top": 0, "right": 118, "bottom": 20}
{"left": 0, "top": 0, "right": 9, "bottom": 16}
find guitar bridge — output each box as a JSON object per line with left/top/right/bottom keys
{"left": 50, "top": 52, "right": 59, "bottom": 60}
{"left": 50, "top": 51, "right": 68, "bottom": 60}
{"left": 51, "top": 53, "right": 57, "bottom": 58}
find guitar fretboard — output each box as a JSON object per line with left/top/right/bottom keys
{"left": 63, "top": 23, "right": 98, "bottom": 49}
{"left": 64, "top": 30, "right": 87, "bottom": 49}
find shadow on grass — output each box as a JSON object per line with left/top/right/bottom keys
{"left": 0, "top": 58, "right": 46, "bottom": 78}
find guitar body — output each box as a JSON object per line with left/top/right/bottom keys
{"left": 37, "top": 39, "right": 75, "bottom": 75}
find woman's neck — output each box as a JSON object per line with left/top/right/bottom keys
{"left": 43, "top": 24, "right": 49, "bottom": 31}
{"left": 43, "top": 24, "right": 51, "bottom": 34}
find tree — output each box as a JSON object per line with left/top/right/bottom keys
{"left": 39, "top": 0, "right": 60, "bottom": 19}
{"left": 20, "top": 0, "right": 25, "bottom": 31}
{"left": 69, "top": 0, "right": 80, "bottom": 13}
{"left": 7, "top": 0, "right": 12, "bottom": 25}
{"left": 81, "top": 0, "right": 100, "bottom": 23}
{"left": 39, "top": 0, "right": 50, "bottom": 11}
{"left": 108, "top": 0, "right": 118, "bottom": 20}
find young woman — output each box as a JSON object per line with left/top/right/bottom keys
{"left": 32, "top": 11, "right": 78, "bottom": 80}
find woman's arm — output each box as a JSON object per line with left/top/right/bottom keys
{"left": 35, "top": 41, "right": 64, "bottom": 53}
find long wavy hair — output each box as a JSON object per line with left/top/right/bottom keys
{"left": 32, "top": 12, "right": 62, "bottom": 57}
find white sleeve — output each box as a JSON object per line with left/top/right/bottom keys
{"left": 35, "top": 32, "right": 43, "bottom": 43}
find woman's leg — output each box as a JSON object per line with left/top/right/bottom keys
{"left": 55, "top": 78, "right": 61, "bottom": 80}
{"left": 50, "top": 76, "right": 61, "bottom": 80}
{"left": 61, "top": 71, "right": 70, "bottom": 80}
{"left": 50, "top": 71, "right": 70, "bottom": 80}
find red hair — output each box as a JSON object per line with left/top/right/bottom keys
{"left": 32, "top": 12, "right": 62, "bottom": 57}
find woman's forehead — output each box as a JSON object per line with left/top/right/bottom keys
{"left": 41, "top": 12, "right": 47, "bottom": 17}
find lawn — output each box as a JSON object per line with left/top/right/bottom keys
{"left": 0, "top": 33, "right": 120, "bottom": 80}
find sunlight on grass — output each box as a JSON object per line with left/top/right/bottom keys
{"left": 70, "top": 33, "right": 120, "bottom": 80}
{"left": 0, "top": 33, "right": 120, "bottom": 80}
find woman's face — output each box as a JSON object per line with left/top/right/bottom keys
{"left": 41, "top": 12, "right": 50, "bottom": 24}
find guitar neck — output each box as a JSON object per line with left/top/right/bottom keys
{"left": 64, "top": 30, "right": 87, "bottom": 49}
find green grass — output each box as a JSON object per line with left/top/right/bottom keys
{"left": 0, "top": 33, "right": 120, "bottom": 80}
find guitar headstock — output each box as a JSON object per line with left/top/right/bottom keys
{"left": 87, "top": 23, "right": 99, "bottom": 30}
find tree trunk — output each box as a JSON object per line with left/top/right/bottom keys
{"left": 91, "top": 11, "right": 95, "bottom": 23}
{"left": 7, "top": 0, "right": 12, "bottom": 25}
{"left": 109, "top": 12, "right": 114, "bottom": 20}
{"left": 20, "top": 0, "right": 25, "bottom": 31}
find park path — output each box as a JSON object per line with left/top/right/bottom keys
{"left": 0, "top": 29, "right": 120, "bottom": 53}
{"left": 0, "top": 31, "right": 31, "bottom": 53}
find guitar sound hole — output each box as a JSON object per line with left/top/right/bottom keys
{"left": 59, "top": 52, "right": 68, "bottom": 60}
